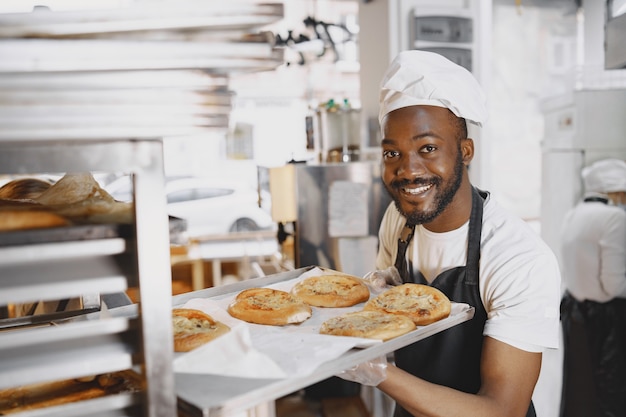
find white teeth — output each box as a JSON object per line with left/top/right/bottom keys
{"left": 403, "top": 184, "right": 432, "bottom": 195}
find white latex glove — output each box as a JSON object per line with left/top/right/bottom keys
{"left": 363, "top": 266, "right": 403, "bottom": 291}
{"left": 336, "top": 355, "right": 388, "bottom": 386}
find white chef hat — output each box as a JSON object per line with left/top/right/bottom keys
{"left": 582, "top": 158, "right": 626, "bottom": 194}
{"left": 379, "top": 50, "right": 488, "bottom": 127}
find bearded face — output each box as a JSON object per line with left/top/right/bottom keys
{"left": 385, "top": 147, "right": 464, "bottom": 225}
{"left": 380, "top": 105, "right": 471, "bottom": 229}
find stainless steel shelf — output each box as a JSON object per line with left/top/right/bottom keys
{"left": 0, "top": 39, "right": 282, "bottom": 74}
{"left": 0, "top": 256, "right": 127, "bottom": 305}
{"left": 0, "top": 139, "right": 176, "bottom": 417}
{"left": 0, "top": 1, "right": 285, "bottom": 414}
{"left": 14, "top": 393, "right": 143, "bottom": 417}
{"left": 0, "top": 2, "right": 284, "bottom": 39}
{"left": 0, "top": 333, "right": 134, "bottom": 389}
{"left": 0, "top": 2, "right": 284, "bottom": 141}
{"left": 1, "top": 316, "right": 130, "bottom": 350}
{"left": 0, "top": 238, "right": 126, "bottom": 266}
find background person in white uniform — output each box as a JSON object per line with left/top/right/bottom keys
{"left": 559, "top": 158, "right": 626, "bottom": 417}
{"left": 339, "top": 51, "right": 561, "bottom": 417}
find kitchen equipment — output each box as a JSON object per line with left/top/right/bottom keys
{"left": 314, "top": 99, "right": 362, "bottom": 163}
{"left": 259, "top": 160, "right": 391, "bottom": 278}
{"left": 0, "top": 2, "right": 284, "bottom": 416}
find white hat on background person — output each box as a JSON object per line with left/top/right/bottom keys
{"left": 582, "top": 158, "right": 626, "bottom": 195}
{"left": 378, "top": 50, "right": 488, "bottom": 127}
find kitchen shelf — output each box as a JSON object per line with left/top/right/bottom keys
{"left": 17, "top": 393, "right": 143, "bottom": 417}
{"left": 0, "top": 238, "right": 127, "bottom": 263}
{"left": 0, "top": 139, "right": 175, "bottom": 417}
{"left": 0, "top": 316, "right": 130, "bottom": 350}
{"left": 0, "top": 256, "right": 128, "bottom": 305}
{"left": 0, "top": 2, "right": 286, "bottom": 415}
{"left": 0, "top": 333, "right": 134, "bottom": 390}
{"left": 0, "top": 2, "right": 284, "bottom": 38}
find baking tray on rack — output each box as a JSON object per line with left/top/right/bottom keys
{"left": 0, "top": 216, "right": 185, "bottom": 247}
{"left": 0, "top": 223, "right": 132, "bottom": 247}
{"left": 171, "top": 267, "right": 476, "bottom": 417}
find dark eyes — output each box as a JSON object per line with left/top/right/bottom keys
{"left": 382, "top": 150, "right": 399, "bottom": 160}
{"left": 382, "top": 145, "right": 437, "bottom": 161}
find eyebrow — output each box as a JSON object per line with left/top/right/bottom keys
{"left": 381, "top": 132, "right": 442, "bottom": 145}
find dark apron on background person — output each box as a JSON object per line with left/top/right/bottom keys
{"left": 393, "top": 187, "right": 536, "bottom": 417}
{"left": 560, "top": 197, "right": 626, "bottom": 417}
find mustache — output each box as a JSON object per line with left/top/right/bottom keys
{"left": 389, "top": 176, "right": 440, "bottom": 190}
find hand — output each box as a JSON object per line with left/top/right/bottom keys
{"left": 336, "top": 355, "right": 388, "bottom": 386}
{"left": 363, "top": 266, "right": 403, "bottom": 290}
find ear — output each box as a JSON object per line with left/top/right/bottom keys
{"left": 461, "top": 138, "right": 474, "bottom": 166}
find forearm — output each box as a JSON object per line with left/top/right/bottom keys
{"left": 377, "top": 365, "right": 517, "bottom": 417}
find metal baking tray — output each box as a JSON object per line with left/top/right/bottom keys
{"left": 0, "top": 223, "right": 131, "bottom": 247}
{"left": 0, "top": 2, "right": 284, "bottom": 39}
{"left": 171, "top": 267, "right": 475, "bottom": 417}
{"left": 0, "top": 216, "right": 185, "bottom": 247}
{"left": 0, "top": 369, "right": 143, "bottom": 416}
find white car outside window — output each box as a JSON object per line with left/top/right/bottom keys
{"left": 105, "top": 176, "right": 274, "bottom": 237}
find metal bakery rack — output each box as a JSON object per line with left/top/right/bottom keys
{"left": 0, "top": 2, "right": 284, "bottom": 416}
{"left": 0, "top": 3, "right": 475, "bottom": 417}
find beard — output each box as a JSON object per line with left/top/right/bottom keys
{"left": 385, "top": 148, "right": 465, "bottom": 226}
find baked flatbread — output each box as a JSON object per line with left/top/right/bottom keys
{"left": 290, "top": 274, "right": 370, "bottom": 308}
{"left": 34, "top": 173, "right": 133, "bottom": 224}
{"left": 50, "top": 198, "right": 133, "bottom": 224}
{"left": 227, "top": 287, "right": 312, "bottom": 326}
{"left": 172, "top": 308, "right": 230, "bottom": 352}
{"left": 34, "top": 173, "right": 110, "bottom": 206}
{"left": 320, "top": 310, "right": 416, "bottom": 341}
{"left": 363, "top": 283, "right": 451, "bottom": 326}
{"left": 0, "top": 370, "right": 142, "bottom": 414}
{"left": 0, "top": 178, "right": 52, "bottom": 201}
{"left": 0, "top": 209, "right": 69, "bottom": 231}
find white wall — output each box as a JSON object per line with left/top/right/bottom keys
{"left": 489, "top": 2, "right": 577, "bottom": 221}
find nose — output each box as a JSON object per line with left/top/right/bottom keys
{"left": 396, "top": 152, "right": 425, "bottom": 179}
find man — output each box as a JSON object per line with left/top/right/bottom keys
{"left": 340, "top": 51, "right": 561, "bottom": 417}
{"left": 559, "top": 158, "right": 626, "bottom": 417}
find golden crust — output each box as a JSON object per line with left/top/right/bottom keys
{"left": 0, "top": 178, "right": 52, "bottom": 200}
{"left": 363, "top": 283, "right": 451, "bottom": 326}
{"left": 320, "top": 310, "right": 416, "bottom": 341}
{"left": 0, "top": 209, "right": 70, "bottom": 231}
{"left": 0, "top": 371, "right": 142, "bottom": 413}
{"left": 227, "top": 287, "right": 312, "bottom": 326}
{"left": 172, "top": 308, "right": 230, "bottom": 352}
{"left": 290, "top": 274, "right": 370, "bottom": 308}
{"left": 49, "top": 198, "right": 134, "bottom": 224}
{"left": 0, "top": 173, "right": 134, "bottom": 226}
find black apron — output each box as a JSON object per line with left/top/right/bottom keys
{"left": 393, "top": 187, "right": 536, "bottom": 417}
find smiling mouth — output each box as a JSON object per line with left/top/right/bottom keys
{"left": 401, "top": 183, "right": 433, "bottom": 195}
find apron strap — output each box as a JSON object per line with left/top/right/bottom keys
{"left": 465, "top": 187, "right": 486, "bottom": 285}
{"left": 395, "top": 223, "right": 415, "bottom": 283}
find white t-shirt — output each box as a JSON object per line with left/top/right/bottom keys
{"left": 376, "top": 194, "right": 561, "bottom": 353}
{"left": 559, "top": 201, "right": 626, "bottom": 303}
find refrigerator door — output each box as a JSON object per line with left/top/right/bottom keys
{"left": 540, "top": 89, "right": 626, "bottom": 256}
